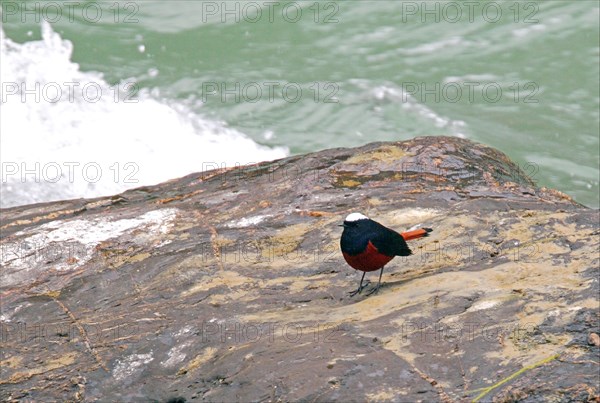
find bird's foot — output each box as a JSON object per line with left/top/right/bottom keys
{"left": 366, "top": 283, "right": 382, "bottom": 296}
{"left": 348, "top": 280, "right": 370, "bottom": 297}
{"left": 348, "top": 288, "right": 361, "bottom": 297}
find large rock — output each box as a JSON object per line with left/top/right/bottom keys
{"left": 1, "top": 136, "right": 598, "bottom": 402}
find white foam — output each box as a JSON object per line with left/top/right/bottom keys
{"left": 0, "top": 22, "right": 288, "bottom": 208}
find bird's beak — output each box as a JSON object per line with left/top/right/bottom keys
{"left": 339, "top": 223, "right": 347, "bottom": 228}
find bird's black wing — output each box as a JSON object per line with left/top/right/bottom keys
{"left": 368, "top": 221, "right": 412, "bottom": 257}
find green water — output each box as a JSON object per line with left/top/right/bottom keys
{"left": 2, "top": 0, "right": 599, "bottom": 207}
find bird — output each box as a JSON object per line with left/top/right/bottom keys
{"left": 340, "top": 212, "right": 432, "bottom": 296}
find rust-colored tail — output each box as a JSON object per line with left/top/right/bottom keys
{"left": 401, "top": 227, "right": 432, "bottom": 241}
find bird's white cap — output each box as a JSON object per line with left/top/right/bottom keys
{"left": 344, "top": 212, "right": 369, "bottom": 222}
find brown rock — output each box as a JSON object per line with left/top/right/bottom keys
{"left": 1, "top": 137, "right": 598, "bottom": 402}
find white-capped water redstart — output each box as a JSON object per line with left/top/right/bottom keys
{"left": 340, "top": 213, "right": 432, "bottom": 296}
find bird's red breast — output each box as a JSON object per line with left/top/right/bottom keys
{"left": 342, "top": 240, "right": 395, "bottom": 272}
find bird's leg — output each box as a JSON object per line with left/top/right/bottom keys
{"left": 349, "top": 271, "right": 368, "bottom": 297}
{"left": 366, "top": 266, "right": 385, "bottom": 296}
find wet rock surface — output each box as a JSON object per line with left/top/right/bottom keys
{"left": 1, "top": 136, "right": 598, "bottom": 402}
